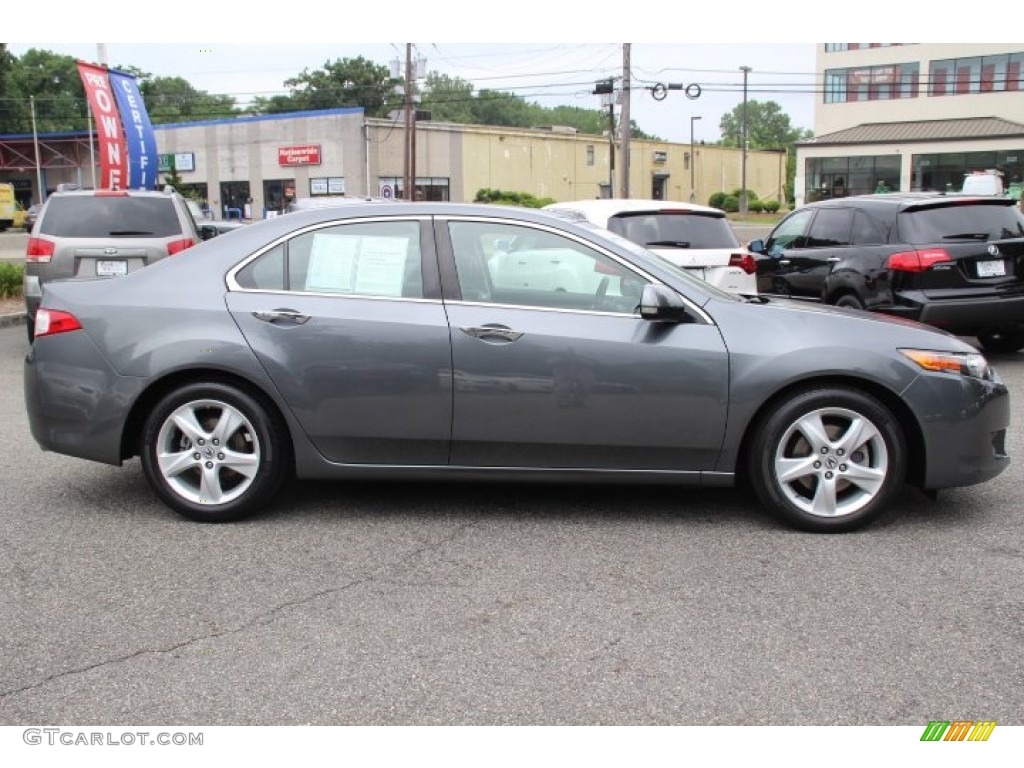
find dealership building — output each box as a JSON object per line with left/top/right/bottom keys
{"left": 0, "top": 107, "right": 785, "bottom": 218}
{"left": 796, "top": 43, "right": 1024, "bottom": 205}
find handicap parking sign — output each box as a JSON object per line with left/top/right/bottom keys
{"left": 379, "top": 183, "right": 394, "bottom": 199}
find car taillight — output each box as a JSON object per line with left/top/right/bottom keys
{"left": 729, "top": 253, "right": 757, "bottom": 275}
{"left": 167, "top": 238, "right": 195, "bottom": 256}
{"left": 26, "top": 237, "right": 55, "bottom": 263}
{"left": 34, "top": 309, "right": 82, "bottom": 338}
{"left": 887, "top": 248, "right": 952, "bottom": 272}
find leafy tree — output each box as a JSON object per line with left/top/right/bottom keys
{"left": 139, "top": 76, "right": 237, "bottom": 123}
{"left": 255, "top": 56, "right": 401, "bottom": 118}
{"left": 420, "top": 72, "right": 475, "bottom": 123}
{"left": 719, "top": 99, "right": 812, "bottom": 205}
{"left": 0, "top": 48, "right": 86, "bottom": 133}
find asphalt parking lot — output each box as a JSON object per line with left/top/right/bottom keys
{"left": 1, "top": 323, "right": 1022, "bottom": 726}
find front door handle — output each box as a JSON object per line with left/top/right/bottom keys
{"left": 252, "top": 308, "right": 311, "bottom": 325}
{"left": 826, "top": 257, "right": 841, "bottom": 263}
{"left": 459, "top": 324, "right": 524, "bottom": 342}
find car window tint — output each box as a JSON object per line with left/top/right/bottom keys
{"left": 898, "top": 202, "right": 1024, "bottom": 243}
{"left": 448, "top": 221, "right": 647, "bottom": 314}
{"left": 851, "top": 210, "right": 887, "bottom": 245}
{"left": 765, "top": 209, "right": 814, "bottom": 251}
{"left": 39, "top": 196, "right": 182, "bottom": 237}
{"left": 608, "top": 212, "right": 740, "bottom": 248}
{"left": 286, "top": 221, "right": 422, "bottom": 298}
{"left": 235, "top": 244, "right": 285, "bottom": 290}
{"left": 805, "top": 208, "right": 854, "bottom": 247}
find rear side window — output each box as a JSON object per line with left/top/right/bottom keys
{"left": 39, "top": 196, "right": 183, "bottom": 238}
{"left": 899, "top": 202, "right": 1024, "bottom": 243}
{"left": 607, "top": 212, "right": 739, "bottom": 249}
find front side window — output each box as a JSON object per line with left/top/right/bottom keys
{"left": 805, "top": 208, "right": 854, "bottom": 248}
{"left": 233, "top": 220, "right": 423, "bottom": 299}
{"left": 766, "top": 209, "right": 815, "bottom": 252}
{"left": 448, "top": 220, "right": 648, "bottom": 314}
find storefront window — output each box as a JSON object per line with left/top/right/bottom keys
{"left": 805, "top": 155, "right": 902, "bottom": 200}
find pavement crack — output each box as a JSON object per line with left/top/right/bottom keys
{"left": 1, "top": 519, "right": 480, "bottom": 700}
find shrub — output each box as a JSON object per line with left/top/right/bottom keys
{"left": 0, "top": 262, "right": 23, "bottom": 299}
{"left": 721, "top": 195, "right": 739, "bottom": 213}
{"left": 474, "top": 189, "right": 555, "bottom": 208}
{"left": 763, "top": 199, "right": 781, "bottom": 213}
{"left": 748, "top": 199, "right": 764, "bottom": 213}
{"left": 708, "top": 192, "right": 727, "bottom": 210}
{"left": 732, "top": 188, "right": 759, "bottom": 202}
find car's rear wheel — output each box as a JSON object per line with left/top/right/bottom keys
{"left": 140, "top": 382, "right": 288, "bottom": 522}
{"left": 748, "top": 387, "right": 905, "bottom": 532}
{"left": 976, "top": 328, "right": 1024, "bottom": 354}
{"left": 833, "top": 293, "right": 865, "bottom": 310}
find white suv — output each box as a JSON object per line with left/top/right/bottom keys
{"left": 544, "top": 198, "right": 757, "bottom": 294}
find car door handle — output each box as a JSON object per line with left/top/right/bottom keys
{"left": 459, "top": 325, "right": 524, "bottom": 342}
{"left": 778, "top": 259, "right": 791, "bottom": 265}
{"left": 826, "top": 257, "right": 841, "bottom": 263}
{"left": 252, "top": 309, "right": 311, "bottom": 325}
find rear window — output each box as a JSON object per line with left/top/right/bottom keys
{"left": 39, "top": 196, "right": 183, "bottom": 238}
{"left": 899, "top": 201, "right": 1024, "bottom": 243}
{"left": 607, "top": 212, "right": 740, "bottom": 249}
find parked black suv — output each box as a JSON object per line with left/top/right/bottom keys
{"left": 749, "top": 194, "right": 1024, "bottom": 353}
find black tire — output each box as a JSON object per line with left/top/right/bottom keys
{"left": 748, "top": 387, "right": 906, "bottom": 532}
{"left": 833, "top": 293, "right": 865, "bottom": 310}
{"left": 976, "top": 328, "right": 1024, "bottom": 354}
{"left": 140, "top": 382, "right": 289, "bottom": 522}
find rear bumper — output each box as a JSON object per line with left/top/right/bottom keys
{"left": 887, "top": 290, "right": 1024, "bottom": 333}
{"left": 25, "top": 330, "right": 144, "bottom": 466}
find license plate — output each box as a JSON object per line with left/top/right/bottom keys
{"left": 977, "top": 260, "right": 1006, "bottom": 278}
{"left": 97, "top": 260, "right": 127, "bottom": 277}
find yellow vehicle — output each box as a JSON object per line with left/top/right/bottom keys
{"left": 0, "top": 182, "right": 16, "bottom": 231}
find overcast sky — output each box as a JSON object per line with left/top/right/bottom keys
{"left": 6, "top": 5, "right": 957, "bottom": 145}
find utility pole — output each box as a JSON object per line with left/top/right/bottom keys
{"left": 403, "top": 44, "right": 414, "bottom": 201}
{"left": 593, "top": 79, "right": 615, "bottom": 197}
{"left": 740, "top": 65, "right": 752, "bottom": 215}
{"left": 619, "top": 43, "right": 631, "bottom": 200}
{"left": 690, "top": 115, "right": 701, "bottom": 203}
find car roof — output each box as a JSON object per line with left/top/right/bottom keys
{"left": 803, "top": 192, "right": 1017, "bottom": 210}
{"left": 545, "top": 198, "right": 726, "bottom": 223}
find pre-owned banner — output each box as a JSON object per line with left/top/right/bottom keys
{"left": 108, "top": 68, "right": 159, "bottom": 189}
{"left": 77, "top": 62, "right": 129, "bottom": 190}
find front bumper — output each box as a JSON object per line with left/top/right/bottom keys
{"left": 902, "top": 367, "right": 1010, "bottom": 489}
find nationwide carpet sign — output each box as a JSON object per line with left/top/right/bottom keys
{"left": 76, "top": 62, "right": 158, "bottom": 190}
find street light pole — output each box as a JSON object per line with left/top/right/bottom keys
{"left": 689, "top": 115, "right": 701, "bottom": 203}
{"left": 740, "top": 66, "right": 752, "bottom": 215}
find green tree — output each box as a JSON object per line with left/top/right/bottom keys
{"left": 139, "top": 76, "right": 238, "bottom": 123}
{"left": 0, "top": 48, "right": 86, "bottom": 134}
{"left": 255, "top": 56, "right": 401, "bottom": 118}
{"left": 420, "top": 72, "right": 475, "bottom": 123}
{"left": 719, "top": 99, "right": 811, "bottom": 205}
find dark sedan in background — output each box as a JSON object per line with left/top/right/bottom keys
{"left": 24, "top": 203, "right": 1010, "bottom": 532}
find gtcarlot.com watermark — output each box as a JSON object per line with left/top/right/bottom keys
{"left": 23, "top": 728, "right": 203, "bottom": 747}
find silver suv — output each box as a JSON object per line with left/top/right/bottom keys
{"left": 24, "top": 186, "right": 200, "bottom": 339}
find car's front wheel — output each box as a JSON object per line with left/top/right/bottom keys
{"left": 748, "top": 387, "right": 906, "bottom": 532}
{"left": 140, "top": 382, "right": 289, "bottom": 522}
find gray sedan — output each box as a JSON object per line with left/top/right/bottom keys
{"left": 24, "top": 203, "right": 1010, "bottom": 532}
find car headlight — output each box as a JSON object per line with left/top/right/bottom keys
{"left": 899, "top": 349, "right": 992, "bottom": 380}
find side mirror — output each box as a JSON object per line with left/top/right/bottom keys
{"left": 199, "top": 224, "right": 219, "bottom": 241}
{"left": 640, "top": 284, "right": 690, "bottom": 323}
{"left": 748, "top": 239, "right": 765, "bottom": 254}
